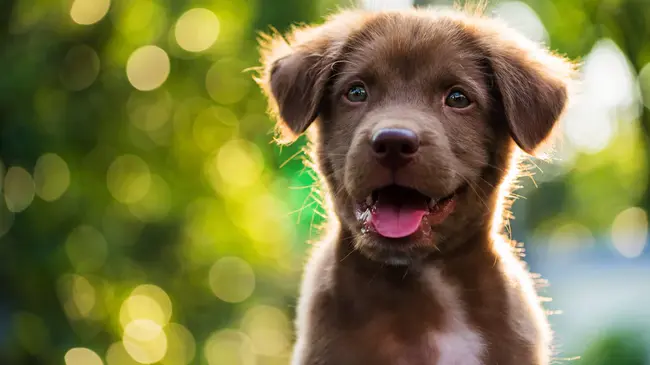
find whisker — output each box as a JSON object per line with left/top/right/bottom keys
{"left": 458, "top": 174, "right": 490, "bottom": 211}
{"left": 291, "top": 200, "right": 318, "bottom": 224}
{"left": 339, "top": 247, "right": 356, "bottom": 262}
{"left": 309, "top": 206, "right": 319, "bottom": 241}
{"left": 288, "top": 184, "right": 320, "bottom": 190}
{"left": 279, "top": 148, "right": 305, "bottom": 169}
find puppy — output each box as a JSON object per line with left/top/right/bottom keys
{"left": 257, "top": 6, "right": 574, "bottom": 365}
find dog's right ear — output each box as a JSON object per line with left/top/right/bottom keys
{"left": 257, "top": 12, "right": 363, "bottom": 143}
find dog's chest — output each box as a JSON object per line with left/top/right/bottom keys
{"left": 424, "top": 268, "right": 485, "bottom": 365}
{"left": 361, "top": 269, "right": 485, "bottom": 365}
{"left": 375, "top": 330, "right": 483, "bottom": 365}
{"left": 375, "top": 318, "right": 484, "bottom": 365}
{"left": 427, "top": 327, "right": 484, "bottom": 365}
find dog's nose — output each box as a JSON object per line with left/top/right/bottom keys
{"left": 371, "top": 128, "right": 419, "bottom": 169}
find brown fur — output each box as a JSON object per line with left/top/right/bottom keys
{"left": 256, "top": 7, "right": 575, "bottom": 365}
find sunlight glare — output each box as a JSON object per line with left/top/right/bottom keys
{"left": 492, "top": 1, "right": 549, "bottom": 44}
{"left": 563, "top": 39, "right": 641, "bottom": 154}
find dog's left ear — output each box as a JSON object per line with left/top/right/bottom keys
{"left": 481, "top": 26, "right": 576, "bottom": 156}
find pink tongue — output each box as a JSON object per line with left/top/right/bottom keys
{"left": 372, "top": 201, "right": 428, "bottom": 238}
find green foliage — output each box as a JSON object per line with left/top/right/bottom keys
{"left": 579, "top": 330, "right": 649, "bottom": 365}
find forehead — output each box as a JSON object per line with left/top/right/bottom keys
{"left": 336, "top": 14, "right": 486, "bottom": 88}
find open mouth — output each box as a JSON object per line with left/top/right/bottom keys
{"left": 356, "top": 185, "right": 459, "bottom": 239}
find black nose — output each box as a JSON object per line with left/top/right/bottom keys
{"left": 371, "top": 128, "right": 419, "bottom": 169}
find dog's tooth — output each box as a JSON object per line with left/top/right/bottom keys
{"left": 428, "top": 199, "right": 437, "bottom": 209}
{"left": 366, "top": 195, "right": 373, "bottom": 206}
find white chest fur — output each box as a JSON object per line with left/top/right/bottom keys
{"left": 424, "top": 268, "right": 485, "bottom": 365}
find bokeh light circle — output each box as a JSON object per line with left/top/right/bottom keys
{"left": 34, "top": 153, "right": 70, "bottom": 201}
{"left": 65, "top": 347, "right": 104, "bottom": 365}
{"left": 241, "top": 305, "right": 291, "bottom": 356}
{"left": 128, "top": 174, "right": 171, "bottom": 222}
{"left": 119, "top": 284, "right": 173, "bottom": 328}
{"left": 611, "top": 207, "right": 648, "bottom": 258}
{"left": 492, "top": 1, "right": 549, "bottom": 44}
{"left": 239, "top": 192, "right": 295, "bottom": 254}
{"left": 107, "top": 155, "right": 152, "bottom": 204}
{"left": 174, "top": 8, "right": 220, "bottom": 52}
{"left": 112, "top": 0, "right": 168, "bottom": 47}
{"left": 60, "top": 45, "right": 101, "bottom": 91}
{"left": 106, "top": 342, "right": 140, "bottom": 365}
{"left": 192, "top": 106, "right": 239, "bottom": 152}
{"left": 70, "top": 0, "right": 111, "bottom": 25}
{"left": 65, "top": 225, "right": 108, "bottom": 272}
{"left": 209, "top": 257, "right": 255, "bottom": 303}
{"left": 127, "top": 91, "right": 173, "bottom": 132}
{"left": 205, "top": 59, "right": 250, "bottom": 105}
{"left": 4, "top": 166, "right": 35, "bottom": 213}
{"left": 70, "top": 275, "right": 96, "bottom": 318}
{"left": 204, "top": 329, "right": 255, "bottom": 365}
{"left": 123, "top": 319, "right": 168, "bottom": 364}
{"left": 126, "top": 46, "right": 170, "bottom": 91}
{"left": 13, "top": 312, "right": 49, "bottom": 355}
{"left": 217, "top": 139, "right": 264, "bottom": 188}
{"left": 161, "top": 323, "right": 196, "bottom": 365}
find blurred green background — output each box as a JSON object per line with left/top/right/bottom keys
{"left": 1, "top": 0, "right": 650, "bottom": 364}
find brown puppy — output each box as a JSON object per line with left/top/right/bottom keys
{"left": 257, "top": 6, "right": 574, "bottom": 365}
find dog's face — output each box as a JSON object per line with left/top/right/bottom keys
{"left": 259, "top": 10, "right": 572, "bottom": 265}
{"left": 320, "top": 17, "right": 496, "bottom": 265}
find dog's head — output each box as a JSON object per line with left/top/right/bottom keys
{"left": 258, "top": 9, "right": 573, "bottom": 266}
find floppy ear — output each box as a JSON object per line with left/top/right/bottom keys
{"left": 481, "top": 24, "right": 575, "bottom": 155}
{"left": 257, "top": 12, "right": 364, "bottom": 143}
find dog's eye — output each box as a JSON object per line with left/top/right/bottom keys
{"left": 445, "top": 90, "right": 471, "bottom": 108}
{"left": 345, "top": 85, "right": 368, "bottom": 103}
